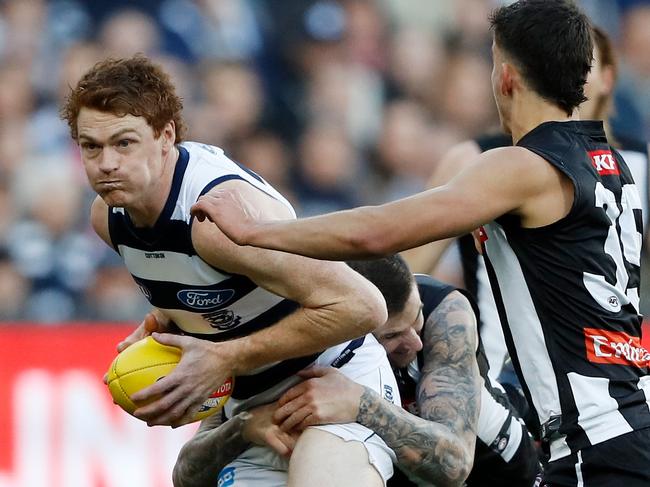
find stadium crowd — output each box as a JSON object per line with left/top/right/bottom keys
{"left": 0, "top": 0, "right": 649, "bottom": 323}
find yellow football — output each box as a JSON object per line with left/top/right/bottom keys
{"left": 106, "top": 336, "right": 233, "bottom": 422}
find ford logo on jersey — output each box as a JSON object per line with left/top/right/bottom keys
{"left": 177, "top": 289, "right": 235, "bottom": 310}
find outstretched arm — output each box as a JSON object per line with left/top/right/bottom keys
{"left": 191, "top": 147, "right": 546, "bottom": 261}
{"left": 273, "top": 291, "right": 481, "bottom": 487}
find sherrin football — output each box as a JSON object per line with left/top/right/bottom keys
{"left": 106, "top": 336, "right": 233, "bottom": 422}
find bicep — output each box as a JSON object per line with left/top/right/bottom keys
{"left": 417, "top": 292, "right": 480, "bottom": 440}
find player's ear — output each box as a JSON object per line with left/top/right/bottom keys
{"left": 161, "top": 120, "right": 176, "bottom": 151}
{"left": 500, "top": 63, "right": 515, "bottom": 96}
{"left": 601, "top": 65, "right": 615, "bottom": 97}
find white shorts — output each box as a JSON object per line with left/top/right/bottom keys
{"left": 218, "top": 334, "right": 400, "bottom": 486}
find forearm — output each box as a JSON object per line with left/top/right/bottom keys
{"left": 173, "top": 413, "right": 250, "bottom": 487}
{"left": 244, "top": 206, "right": 385, "bottom": 260}
{"left": 244, "top": 191, "right": 475, "bottom": 261}
{"left": 229, "top": 305, "right": 379, "bottom": 375}
{"left": 356, "top": 387, "right": 472, "bottom": 487}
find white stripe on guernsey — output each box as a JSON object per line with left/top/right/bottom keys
{"left": 483, "top": 222, "right": 562, "bottom": 426}
{"left": 567, "top": 372, "right": 633, "bottom": 445}
{"left": 575, "top": 451, "right": 584, "bottom": 487}
{"left": 119, "top": 246, "right": 230, "bottom": 285}
{"left": 620, "top": 149, "right": 649, "bottom": 225}
{"left": 477, "top": 386, "right": 511, "bottom": 445}
{"left": 500, "top": 416, "right": 523, "bottom": 463}
{"left": 160, "top": 288, "right": 285, "bottom": 334}
{"left": 549, "top": 435, "right": 571, "bottom": 461}
{"left": 476, "top": 256, "right": 508, "bottom": 381}
{"left": 636, "top": 375, "right": 650, "bottom": 411}
{"left": 621, "top": 184, "right": 642, "bottom": 266}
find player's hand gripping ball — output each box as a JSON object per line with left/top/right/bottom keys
{"left": 106, "top": 336, "right": 233, "bottom": 422}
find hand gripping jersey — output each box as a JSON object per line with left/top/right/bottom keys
{"left": 107, "top": 142, "right": 345, "bottom": 409}
{"left": 388, "top": 275, "right": 540, "bottom": 487}
{"left": 481, "top": 121, "right": 650, "bottom": 461}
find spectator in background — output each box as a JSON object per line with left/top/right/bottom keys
{"left": 294, "top": 121, "right": 360, "bottom": 215}
{"left": 619, "top": 3, "right": 650, "bottom": 140}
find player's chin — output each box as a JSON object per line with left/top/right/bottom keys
{"left": 389, "top": 353, "right": 416, "bottom": 369}
{"left": 97, "top": 189, "right": 129, "bottom": 207}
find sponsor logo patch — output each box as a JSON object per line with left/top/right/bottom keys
{"left": 217, "top": 467, "right": 235, "bottom": 487}
{"left": 177, "top": 289, "right": 235, "bottom": 310}
{"left": 584, "top": 328, "right": 650, "bottom": 367}
{"left": 588, "top": 150, "right": 619, "bottom": 176}
{"left": 203, "top": 309, "right": 242, "bottom": 330}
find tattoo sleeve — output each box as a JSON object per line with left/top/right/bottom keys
{"left": 356, "top": 291, "right": 481, "bottom": 486}
{"left": 172, "top": 412, "right": 251, "bottom": 487}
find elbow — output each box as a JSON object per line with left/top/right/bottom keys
{"left": 352, "top": 230, "right": 397, "bottom": 259}
{"left": 172, "top": 444, "right": 200, "bottom": 487}
{"left": 440, "top": 446, "right": 474, "bottom": 487}
{"left": 349, "top": 284, "right": 389, "bottom": 335}
{"left": 348, "top": 208, "right": 396, "bottom": 258}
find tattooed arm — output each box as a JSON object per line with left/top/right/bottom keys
{"left": 274, "top": 291, "right": 481, "bottom": 486}
{"left": 350, "top": 291, "right": 480, "bottom": 485}
{"left": 173, "top": 403, "right": 298, "bottom": 487}
{"left": 358, "top": 291, "right": 481, "bottom": 485}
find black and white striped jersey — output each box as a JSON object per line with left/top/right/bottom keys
{"left": 390, "top": 275, "right": 538, "bottom": 486}
{"left": 481, "top": 121, "right": 650, "bottom": 460}
{"left": 107, "top": 142, "right": 316, "bottom": 402}
{"left": 463, "top": 131, "right": 650, "bottom": 382}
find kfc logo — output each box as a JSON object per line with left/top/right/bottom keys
{"left": 584, "top": 328, "right": 650, "bottom": 367}
{"left": 588, "top": 150, "right": 619, "bottom": 176}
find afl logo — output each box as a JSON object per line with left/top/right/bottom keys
{"left": 137, "top": 284, "right": 152, "bottom": 300}
{"left": 177, "top": 289, "right": 235, "bottom": 310}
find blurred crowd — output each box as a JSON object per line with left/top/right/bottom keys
{"left": 0, "top": 0, "right": 649, "bottom": 323}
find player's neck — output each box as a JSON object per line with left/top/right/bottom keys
{"left": 509, "top": 94, "right": 578, "bottom": 144}
{"left": 128, "top": 146, "right": 180, "bottom": 228}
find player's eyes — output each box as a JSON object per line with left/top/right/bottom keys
{"left": 382, "top": 332, "right": 401, "bottom": 340}
{"left": 81, "top": 143, "right": 100, "bottom": 153}
{"left": 117, "top": 139, "right": 133, "bottom": 148}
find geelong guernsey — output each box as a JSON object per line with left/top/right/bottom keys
{"left": 481, "top": 121, "right": 650, "bottom": 460}
{"left": 107, "top": 142, "right": 316, "bottom": 401}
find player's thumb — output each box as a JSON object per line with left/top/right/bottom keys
{"left": 297, "top": 366, "right": 330, "bottom": 379}
{"left": 143, "top": 313, "right": 160, "bottom": 333}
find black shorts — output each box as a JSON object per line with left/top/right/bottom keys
{"left": 542, "top": 428, "right": 650, "bottom": 487}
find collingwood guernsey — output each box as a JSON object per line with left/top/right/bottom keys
{"left": 481, "top": 121, "right": 650, "bottom": 460}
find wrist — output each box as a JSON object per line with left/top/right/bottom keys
{"left": 213, "top": 338, "right": 247, "bottom": 376}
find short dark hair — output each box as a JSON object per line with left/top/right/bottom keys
{"left": 61, "top": 55, "right": 187, "bottom": 143}
{"left": 490, "top": 0, "right": 592, "bottom": 116}
{"left": 347, "top": 255, "right": 413, "bottom": 316}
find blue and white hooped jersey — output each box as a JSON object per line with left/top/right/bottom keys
{"left": 107, "top": 142, "right": 314, "bottom": 400}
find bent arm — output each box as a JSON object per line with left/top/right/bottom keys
{"left": 192, "top": 180, "right": 388, "bottom": 376}
{"left": 356, "top": 291, "right": 480, "bottom": 486}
